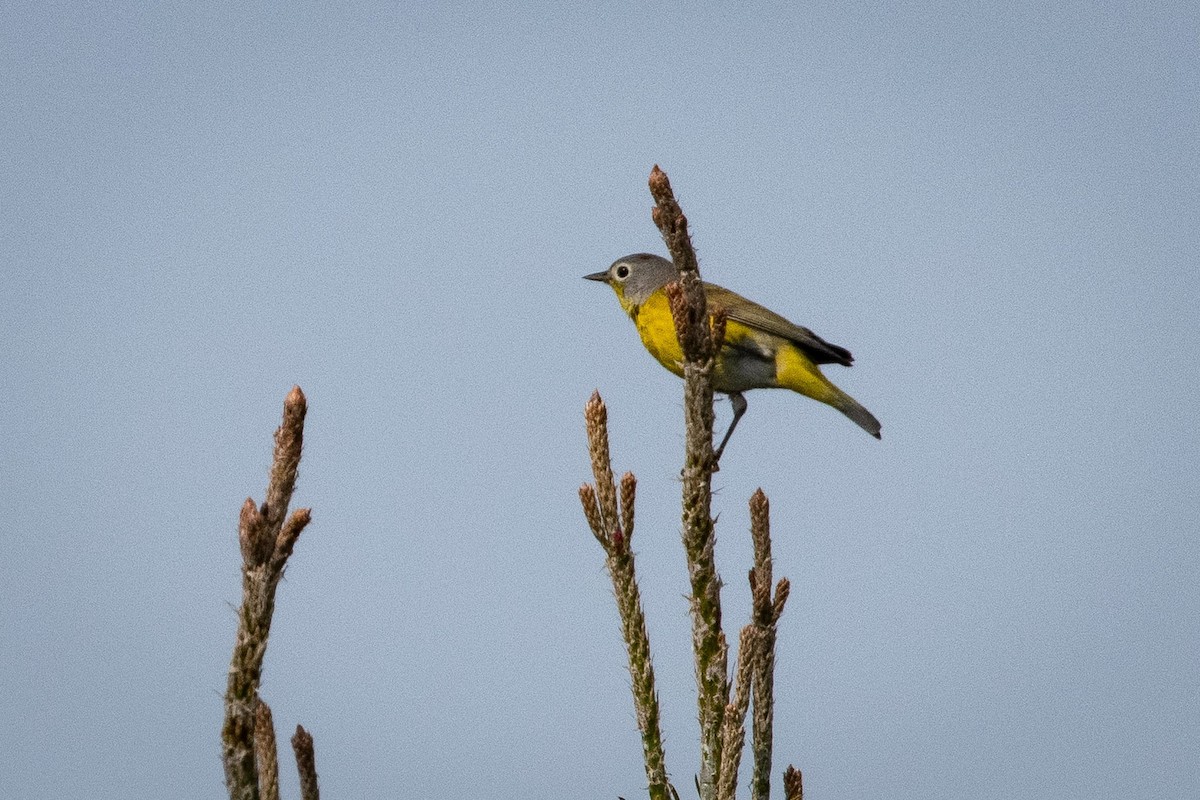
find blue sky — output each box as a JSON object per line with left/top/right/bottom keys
{"left": 2, "top": 2, "right": 1197, "bottom": 798}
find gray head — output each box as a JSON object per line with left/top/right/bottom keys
{"left": 583, "top": 253, "right": 678, "bottom": 306}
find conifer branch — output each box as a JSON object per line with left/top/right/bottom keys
{"left": 580, "top": 392, "right": 673, "bottom": 800}
{"left": 292, "top": 725, "right": 320, "bottom": 800}
{"left": 222, "top": 387, "right": 317, "bottom": 800}
{"left": 748, "top": 490, "right": 789, "bottom": 800}
{"left": 650, "top": 165, "right": 728, "bottom": 800}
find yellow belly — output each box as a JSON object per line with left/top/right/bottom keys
{"left": 629, "top": 289, "right": 842, "bottom": 404}
{"left": 631, "top": 291, "right": 687, "bottom": 377}
{"left": 629, "top": 292, "right": 780, "bottom": 393}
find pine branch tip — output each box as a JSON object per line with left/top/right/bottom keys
{"left": 286, "top": 384, "right": 306, "bottom": 409}
{"left": 784, "top": 765, "right": 803, "bottom": 800}
{"left": 239, "top": 498, "right": 269, "bottom": 566}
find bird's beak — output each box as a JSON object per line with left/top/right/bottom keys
{"left": 582, "top": 271, "right": 609, "bottom": 283}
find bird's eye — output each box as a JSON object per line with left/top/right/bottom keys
{"left": 615, "top": 264, "right": 630, "bottom": 280}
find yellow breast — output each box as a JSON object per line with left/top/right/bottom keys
{"left": 628, "top": 290, "right": 686, "bottom": 377}
{"left": 624, "top": 289, "right": 782, "bottom": 392}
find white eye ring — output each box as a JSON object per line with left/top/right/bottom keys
{"left": 615, "top": 264, "right": 630, "bottom": 280}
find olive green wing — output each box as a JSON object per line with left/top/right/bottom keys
{"left": 704, "top": 283, "right": 854, "bottom": 366}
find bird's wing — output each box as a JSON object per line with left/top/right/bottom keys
{"left": 704, "top": 283, "right": 854, "bottom": 366}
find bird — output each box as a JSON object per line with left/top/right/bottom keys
{"left": 584, "top": 253, "right": 880, "bottom": 460}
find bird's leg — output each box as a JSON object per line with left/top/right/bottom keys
{"left": 713, "top": 392, "right": 747, "bottom": 465}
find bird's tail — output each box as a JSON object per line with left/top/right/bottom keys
{"left": 831, "top": 391, "right": 882, "bottom": 439}
{"left": 775, "top": 344, "right": 882, "bottom": 439}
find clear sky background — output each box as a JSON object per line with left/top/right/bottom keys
{"left": 2, "top": 2, "right": 1197, "bottom": 798}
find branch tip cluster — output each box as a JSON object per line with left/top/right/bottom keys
{"left": 579, "top": 391, "right": 672, "bottom": 800}
{"left": 783, "top": 766, "right": 803, "bottom": 800}
{"left": 292, "top": 726, "right": 320, "bottom": 800}
{"left": 223, "top": 386, "right": 320, "bottom": 800}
